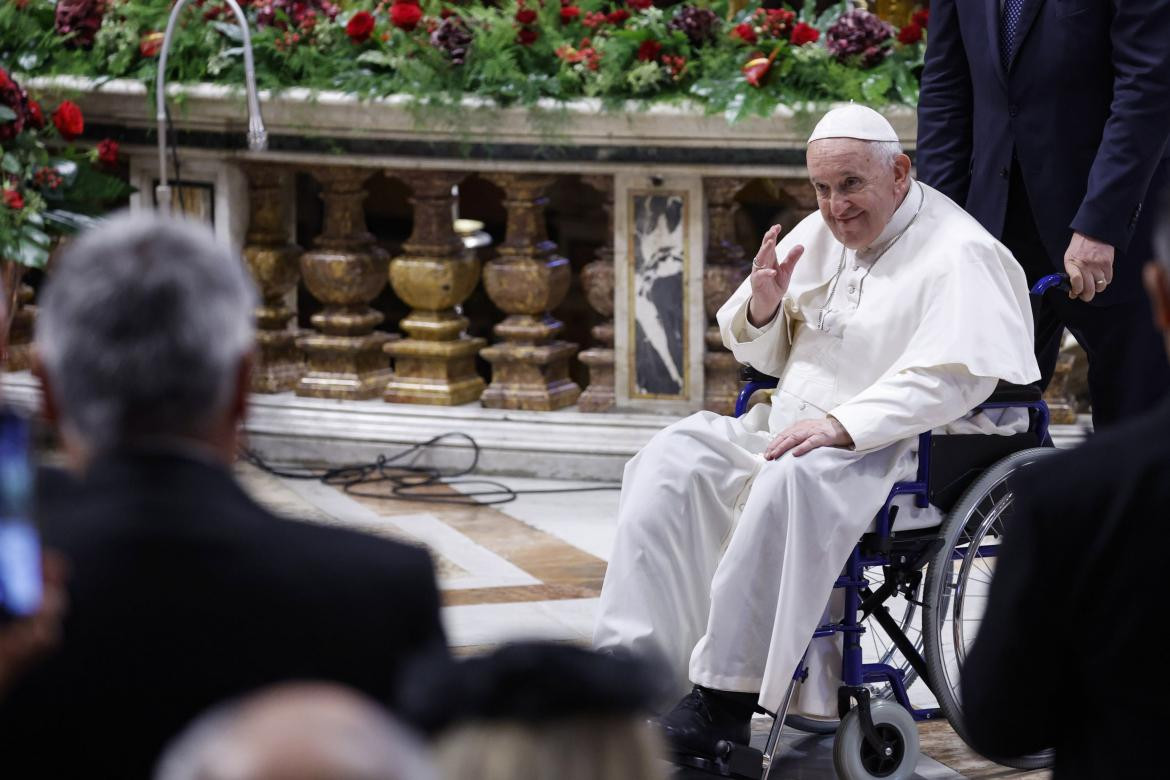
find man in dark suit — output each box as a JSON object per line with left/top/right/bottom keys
{"left": 0, "top": 213, "right": 448, "bottom": 778}
{"left": 917, "top": 0, "right": 1170, "bottom": 426}
{"left": 960, "top": 202, "right": 1170, "bottom": 775}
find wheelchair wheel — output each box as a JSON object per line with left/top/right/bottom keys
{"left": 832, "top": 699, "right": 920, "bottom": 780}
{"left": 786, "top": 568, "right": 924, "bottom": 735}
{"left": 922, "top": 447, "right": 1056, "bottom": 770}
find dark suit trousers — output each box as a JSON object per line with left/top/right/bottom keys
{"left": 1002, "top": 163, "right": 1170, "bottom": 428}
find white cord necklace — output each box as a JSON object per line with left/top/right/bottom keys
{"left": 816, "top": 182, "right": 926, "bottom": 332}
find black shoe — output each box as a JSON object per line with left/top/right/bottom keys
{"left": 655, "top": 686, "right": 755, "bottom": 759}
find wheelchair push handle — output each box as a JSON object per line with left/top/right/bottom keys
{"left": 1030, "top": 273, "right": 1071, "bottom": 296}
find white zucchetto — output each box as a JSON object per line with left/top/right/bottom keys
{"left": 807, "top": 104, "right": 900, "bottom": 144}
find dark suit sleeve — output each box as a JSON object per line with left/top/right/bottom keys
{"left": 914, "top": 0, "right": 974, "bottom": 205}
{"left": 960, "top": 467, "right": 1059, "bottom": 758}
{"left": 1070, "top": 0, "right": 1170, "bottom": 252}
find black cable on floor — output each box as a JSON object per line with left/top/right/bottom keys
{"left": 239, "top": 433, "right": 620, "bottom": 507}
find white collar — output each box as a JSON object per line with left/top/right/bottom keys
{"left": 856, "top": 180, "right": 922, "bottom": 261}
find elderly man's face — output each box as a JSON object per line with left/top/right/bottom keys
{"left": 807, "top": 139, "right": 912, "bottom": 250}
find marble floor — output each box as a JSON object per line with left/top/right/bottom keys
{"left": 235, "top": 461, "right": 1050, "bottom": 780}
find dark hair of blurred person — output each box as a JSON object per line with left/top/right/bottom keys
{"left": 403, "top": 642, "right": 669, "bottom": 780}
{"left": 960, "top": 192, "right": 1170, "bottom": 777}
{"left": 0, "top": 212, "right": 448, "bottom": 779}
{"left": 155, "top": 682, "right": 436, "bottom": 780}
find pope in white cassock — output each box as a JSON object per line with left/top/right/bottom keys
{"left": 592, "top": 105, "right": 1041, "bottom": 759}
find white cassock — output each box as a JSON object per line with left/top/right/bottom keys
{"left": 593, "top": 181, "right": 1041, "bottom": 716}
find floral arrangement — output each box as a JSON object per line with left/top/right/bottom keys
{"left": 1, "top": 64, "right": 131, "bottom": 271}
{"left": 0, "top": 1, "right": 928, "bottom": 125}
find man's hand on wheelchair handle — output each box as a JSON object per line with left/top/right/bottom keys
{"left": 764, "top": 417, "right": 853, "bottom": 460}
{"left": 748, "top": 224, "right": 804, "bottom": 327}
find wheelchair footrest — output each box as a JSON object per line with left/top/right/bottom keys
{"left": 670, "top": 741, "right": 763, "bottom": 780}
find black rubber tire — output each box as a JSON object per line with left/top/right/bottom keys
{"left": 922, "top": 447, "right": 1056, "bottom": 771}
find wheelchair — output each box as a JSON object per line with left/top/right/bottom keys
{"left": 676, "top": 272, "right": 1072, "bottom": 780}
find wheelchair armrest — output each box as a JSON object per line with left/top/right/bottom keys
{"left": 983, "top": 380, "right": 1043, "bottom": 405}
{"left": 739, "top": 365, "right": 780, "bottom": 385}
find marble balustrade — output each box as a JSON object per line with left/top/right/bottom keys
{"left": 4, "top": 77, "right": 1089, "bottom": 425}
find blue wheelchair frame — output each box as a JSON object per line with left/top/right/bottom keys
{"left": 734, "top": 379, "right": 1050, "bottom": 725}
{"left": 732, "top": 270, "right": 1064, "bottom": 732}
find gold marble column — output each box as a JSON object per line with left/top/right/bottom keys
{"left": 3, "top": 282, "right": 35, "bottom": 372}
{"left": 296, "top": 167, "right": 393, "bottom": 399}
{"left": 384, "top": 171, "right": 485, "bottom": 405}
{"left": 703, "top": 177, "right": 750, "bottom": 415}
{"left": 577, "top": 174, "right": 615, "bottom": 412}
{"left": 242, "top": 164, "right": 303, "bottom": 393}
{"left": 479, "top": 174, "right": 580, "bottom": 410}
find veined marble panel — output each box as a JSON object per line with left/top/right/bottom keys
{"left": 630, "top": 190, "right": 688, "bottom": 399}
{"left": 613, "top": 173, "right": 707, "bottom": 413}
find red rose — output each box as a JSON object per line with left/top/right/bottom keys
{"left": 517, "top": 26, "right": 539, "bottom": 45}
{"left": 560, "top": 5, "right": 580, "bottom": 23}
{"left": 628, "top": 0, "right": 652, "bottom": 9}
{"left": 606, "top": 9, "right": 629, "bottom": 24}
{"left": 97, "top": 138, "right": 119, "bottom": 167}
{"left": 790, "top": 22, "right": 819, "bottom": 46}
{"left": 731, "top": 23, "right": 757, "bottom": 45}
{"left": 52, "top": 100, "right": 84, "bottom": 141}
{"left": 346, "top": 10, "right": 376, "bottom": 43}
{"left": 27, "top": 99, "right": 45, "bottom": 129}
{"left": 515, "top": 8, "right": 537, "bottom": 24}
{"left": 139, "top": 31, "right": 164, "bottom": 58}
{"left": 0, "top": 67, "right": 11, "bottom": 90}
{"left": 3, "top": 189, "right": 24, "bottom": 211}
{"left": 911, "top": 8, "right": 929, "bottom": 28}
{"left": 897, "top": 22, "right": 922, "bottom": 45}
{"left": 390, "top": 1, "right": 422, "bottom": 31}
{"left": 636, "top": 39, "right": 662, "bottom": 61}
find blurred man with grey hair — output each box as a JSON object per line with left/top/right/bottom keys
{"left": 156, "top": 683, "right": 437, "bottom": 780}
{"left": 960, "top": 195, "right": 1170, "bottom": 777}
{"left": 0, "top": 212, "right": 448, "bottom": 779}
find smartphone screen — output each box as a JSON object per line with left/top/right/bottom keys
{"left": 0, "top": 407, "right": 40, "bottom": 620}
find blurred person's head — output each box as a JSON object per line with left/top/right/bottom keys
{"left": 1145, "top": 193, "right": 1170, "bottom": 361}
{"left": 33, "top": 211, "right": 257, "bottom": 469}
{"left": 155, "top": 682, "right": 436, "bottom": 780}
{"left": 405, "top": 642, "right": 669, "bottom": 780}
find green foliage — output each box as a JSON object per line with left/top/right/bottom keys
{"left": 0, "top": 0, "right": 928, "bottom": 132}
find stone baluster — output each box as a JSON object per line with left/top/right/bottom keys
{"left": 480, "top": 174, "right": 580, "bottom": 410}
{"left": 384, "top": 171, "right": 485, "bottom": 405}
{"left": 241, "top": 164, "right": 303, "bottom": 393}
{"left": 3, "top": 281, "right": 35, "bottom": 372}
{"left": 296, "top": 167, "right": 393, "bottom": 399}
{"left": 577, "top": 174, "right": 615, "bottom": 412}
{"left": 702, "top": 177, "right": 750, "bottom": 415}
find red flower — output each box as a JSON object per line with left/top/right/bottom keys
{"left": 3, "top": 190, "right": 24, "bottom": 211}
{"left": 582, "top": 10, "right": 606, "bottom": 28}
{"left": 790, "top": 22, "right": 820, "bottom": 46}
{"left": 52, "top": 100, "right": 84, "bottom": 141}
{"left": 139, "top": 31, "right": 164, "bottom": 58}
{"left": 628, "top": 0, "right": 652, "bottom": 9}
{"left": 0, "top": 67, "right": 11, "bottom": 90}
{"left": 911, "top": 8, "right": 929, "bottom": 28}
{"left": 390, "top": 0, "right": 422, "bottom": 31}
{"left": 346, "top": 10, "right": 376, "bottom": 43}
{"left": 517, "top": 26, "right": 539, "bottom": 45}
{"left": 636, "top": 39, "right": 662, "bottom": 61}
{"left": 731, "top": 23, "right": 757, "bottom": 45}
{"left": 27, "top": 99, "right": 45, "bottom": 130}
{"left": 606, "top": 9, "right": 629, "bottom": 24}
{"left": 897, "top": 22, "right": 922, "bottom": 45}
{"left": 560, "top": 5, "right": 580, "bottom": 23}
{"left": 97, "top": 138, "right": 119, "bottom": 167}
{"left": 515, "top": 7, "right": 537, "bottom": 24}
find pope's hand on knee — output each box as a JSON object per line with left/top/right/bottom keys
{"left": 763, "top": 417, "right": 853, "bottom": 460}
